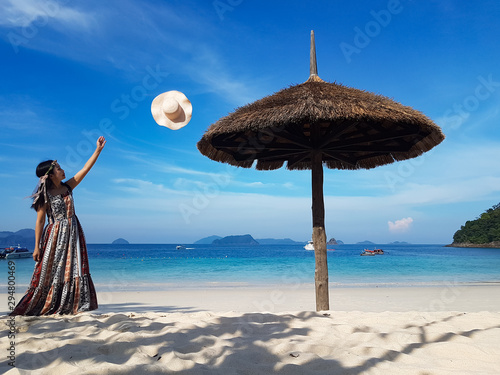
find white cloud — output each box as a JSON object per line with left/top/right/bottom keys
{"left": 1, "top": 0, "right": 261, "bottom": 107}
{"left": 230, "top": 180, "right": 296, "bottom": 190}
{"left": 0, "top": 0, "right": 92, "bottom": 28}
{"left": 184, "top": 46, "right": 262, "bottom": 106}
{"left": 388, "top": 217, "right": 414, "bottom": 232}
{"left": 76, "top": 170, "right": 500, "bottom": 243}
{"left": 112, "top": 178, "right": 183, "bottom": 196}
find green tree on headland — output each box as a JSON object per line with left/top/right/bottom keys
{"left": 453, "top": 203, "right": 500, "bottom": 244}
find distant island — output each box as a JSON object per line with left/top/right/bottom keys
{"left": 212, "top": 234, "right": 259, "bottom": 246}
{"left": 447, "top": 203, "right": 500, "bottom": 248}
{"left": 327, "top": 238, "right": 344, "bottom": 245}
{"left": 195, "top": 235, "right": 309, "bottom": 246}
{"left": 112, "top": 238, "right": 129, "bottom": 245}
{"left": 2, "top": 229, "right": 416, "bottom": 247}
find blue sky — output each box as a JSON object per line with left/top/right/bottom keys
{"left": 1, "top": 0, "right": 500, "bottom": 244}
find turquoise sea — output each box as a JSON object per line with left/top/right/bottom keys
{"left": 2, "top": 244, "right": 500, "bottom": 292}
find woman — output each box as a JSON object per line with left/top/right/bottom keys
{"left": 10, "top": 136, "right": 106, "bottom": 316}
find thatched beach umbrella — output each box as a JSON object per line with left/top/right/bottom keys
{"left": 197, "top": 31, "right": 444, "bottom": 311}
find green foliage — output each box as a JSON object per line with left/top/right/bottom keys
{"left": 453, "top": 203, "right": 500, "bottom": 244}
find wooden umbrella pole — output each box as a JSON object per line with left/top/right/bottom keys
{"left": 310, "top": 30, "right": 318, "bottom": 77}
{"left": 311, "top": 150, "right": 329, "bottom": 311}
{"left": 309, "top": 32, "right": 329, "bottom": 311}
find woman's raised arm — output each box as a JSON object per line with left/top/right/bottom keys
{"left": 66, "top": 136, "right": 106, "bottom": 190}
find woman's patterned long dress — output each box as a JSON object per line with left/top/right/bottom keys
{"left": 10, "top": 186, "right": 98, "bottom": 315}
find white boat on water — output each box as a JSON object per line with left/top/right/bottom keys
{"left": 304, "top": 241, "right": 336, "bottom": 251}
{"left": 3, "top": 246, "right": 33, "bottom": 259}
{"left": 176, "top": 245, "right": 186, "bottom": 250}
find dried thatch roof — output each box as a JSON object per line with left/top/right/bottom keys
{"left": 197, "top": 75, "right": 444, "bottom": 171}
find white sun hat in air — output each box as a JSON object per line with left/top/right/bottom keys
{"left": 151, "top": 90, "right": 192, "bottom": 130}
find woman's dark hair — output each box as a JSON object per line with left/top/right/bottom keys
{"left": 31, "top": 160, "right": 55, "bottom": 211}
{"left": 36, "top": 160, "right": 55, "bottom": 178}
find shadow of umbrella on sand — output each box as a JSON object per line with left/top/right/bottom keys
{"left": 197, "top": 31, "right": 445, "bottom": 311}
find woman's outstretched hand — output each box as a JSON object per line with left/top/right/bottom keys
{"left": 96, "top": 136, "right": 106, "bottom": 151}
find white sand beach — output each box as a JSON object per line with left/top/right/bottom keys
{"left": 2, "top": 285, "right": 500, "bottom": 374}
